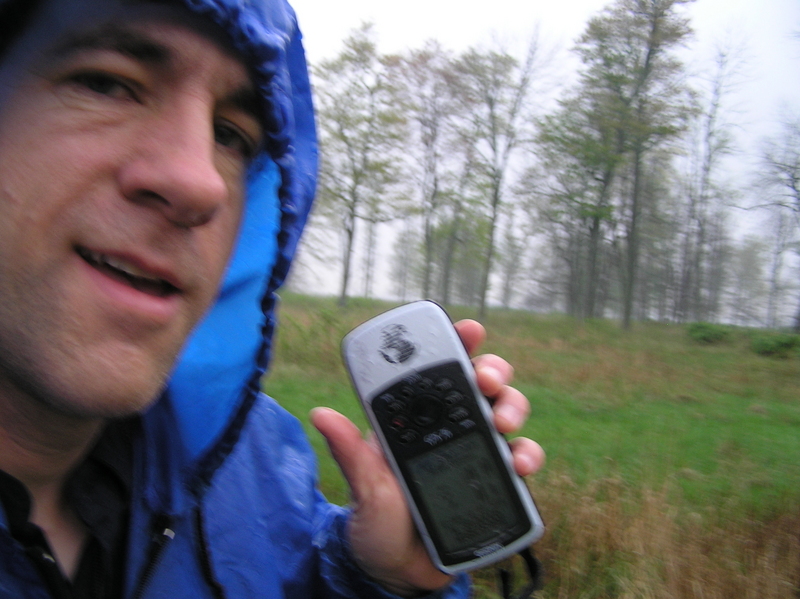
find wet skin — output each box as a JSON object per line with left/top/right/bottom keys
{"left": 0, "top": 1, "right": 264, "bottom": 420}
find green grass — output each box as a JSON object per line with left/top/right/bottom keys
{"left": 525, "top": 385, "right": 800, "bottom": 516}
{"left": 262, "top": 293, "right": 800, "bottom": 597}
{"left": 266, "top": 366, "right": 800, "bottom": 519}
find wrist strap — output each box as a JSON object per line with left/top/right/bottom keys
{"left": 498, "top": 547, "right": 544, "bottom": 599}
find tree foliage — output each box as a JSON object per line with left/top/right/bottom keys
{"left": 313, "top": 24, "right": 410, "bottom": 306}
{"left": 524, "top": 0, "right": 694, "bottom": 325}
{"left": 448, "top": 40, "right": 541, "bottom": 316}
{"left": 298, "top": 1, "right": 794, "bottom": 330}
{"left": 756, "top": 115, "right": 800, "bottom": 330}
{"left": 391, "top": 41, "right": 456, "bottom": 300}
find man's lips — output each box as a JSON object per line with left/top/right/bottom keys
{"left": 76, "top": 247, "right": 181, "bottom": 298}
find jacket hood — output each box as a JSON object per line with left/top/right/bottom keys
{"left": 166, "top": 0, "right": 318, "bottom": 460}
{"left": 0, "top": 0, "right": 316, "bottom": 464}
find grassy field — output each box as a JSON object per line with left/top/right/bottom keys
{"left": 262, "top": 293, "right": 800, "bottom": 598}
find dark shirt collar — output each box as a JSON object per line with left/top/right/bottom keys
{"left": 0, "top": 416, "right": 137, "bottom": 599}
{"left": 64, "top": 417, "right": 136, "bottom": 552}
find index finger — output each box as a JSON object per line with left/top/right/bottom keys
{"left": 453, "top": 319, "right": 486, "bottom": 355}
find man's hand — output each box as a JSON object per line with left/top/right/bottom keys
{"left": 310, "top": 319, "right": 545, "bottom": 597}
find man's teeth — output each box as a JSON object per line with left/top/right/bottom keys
{"left": 83, "top": 249, "right": 162, "bottom": 283}
{"left": 103, "top": 255, "right": 160, "bottom": 281}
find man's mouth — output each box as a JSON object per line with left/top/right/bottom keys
{"left": 77, "top": 247, "right": 180, "bottom": 298}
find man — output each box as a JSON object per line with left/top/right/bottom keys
{"left": 0, "top": 0, "right": 545, "bottom": 597}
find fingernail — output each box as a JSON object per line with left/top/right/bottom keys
{"left": 484, "top": 366, "right": 504, "bottom": 384}
{"left": 517, "top": 452, "right": 536, "bottom": 475}
{"left": 497, "top": 404, "right": 522, "bottom": 429}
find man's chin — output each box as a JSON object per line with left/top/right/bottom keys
{"left": 55, "top": 390, "right": 164, "bottom": 420}
{"left": 19, "top": 369, "right": 169, "bottom": 422}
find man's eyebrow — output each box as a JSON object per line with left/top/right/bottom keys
{"left": 48, "top": 23, "right": 266, "bottom": 133}
{"left": 49, "top": 25, "right": 171, "bottom": 65}
{"left": 227, "top": 86, "right": 265, "bottom": 130}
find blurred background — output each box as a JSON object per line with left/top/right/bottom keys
{"left": 266, "top": 1, "right": 800, "bottom": 596}
{"left": 287, "top": 0, "right": 800, "bottom": 331}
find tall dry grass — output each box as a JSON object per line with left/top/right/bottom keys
{"left": 475, "top": 475, "right": 799, "bottom": 598}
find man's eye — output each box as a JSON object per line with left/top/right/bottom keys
{"left": 70, "top": 72, "right": 136, "bottom": 100}
{"left": 214, "top": 122, "right": 258, "bottom": 161}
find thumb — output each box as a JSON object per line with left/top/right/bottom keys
{"left": 310, "top": 407, "right": 393, "bottom": 504}
{"left": 311, "top": 408, "right": 452, "bottom": 593}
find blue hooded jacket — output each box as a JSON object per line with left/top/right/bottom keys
{"left": 0, "top": 1, "right": 472, "bottom": 597}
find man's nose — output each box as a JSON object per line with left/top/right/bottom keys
{"left": 118, "top": 103, "right": 229, "bottom": 228}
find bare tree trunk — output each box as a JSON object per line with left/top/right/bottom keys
{"left": 767, "top": 209, "right": 793, "bottom": 328}
{"left": 362, "top": 219, "right": 377, "bottom": 298}
{"left": 422, "top": 177, "right": 439, "bottom": 300}
{"left": 478, "top": 177, "right": 503, "bottom": 318}
{"left": 441, "top": 202, "right": 463, "bottom": 307}
{"left": 794, "top": 292, "right": 800, "bottom": 333}
{"left": 338, "top": 210, "right": 356, "bottom": 307}
{"left": 622, "top": 146, "right": 644, "bottom": 330}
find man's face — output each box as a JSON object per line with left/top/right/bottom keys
{"left": 0, "top": 0, "right": 264, "bottom": 418}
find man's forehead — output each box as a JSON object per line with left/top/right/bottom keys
{"left": 3, "top": 0, "right": 248, "bottom": 72}
{"left": 52, "top": 25, "right": 173, "bottom": 65}
{"left": 0, "top": 0, "right": 263, "bottom": 121}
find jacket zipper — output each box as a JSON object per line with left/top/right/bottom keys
{"left": 131, "top": 514, "right": 175, "bottom": 599}
{"left": 195, "top": 507, "right": 227, "bottom": 599}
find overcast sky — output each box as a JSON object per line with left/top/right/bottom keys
{"left": 291, "top": 0, "right": 800, "bottom": 143}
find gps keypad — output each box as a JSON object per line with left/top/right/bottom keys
{"left": 371, "top": 361, "right": 480, "bottom": 457}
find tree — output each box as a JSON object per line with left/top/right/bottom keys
{"left": 757, "top": 115, "right": 800, "bottom": 330}
{"left": 448, "top": 39, "right": 542, "bottom": 317}
{"left": 527, "top": 89, "right": 626, "bottom": 319}
{"left": 389, "top": 222, "right": 421, "bottom": 302}
{"left": 497, "top": 213, "right": 530, "bottom": 308}
{"left": 575, "top": 0, "right": 694, "bottom": 328}
{"left": 392, "top": 41, "right": 457, "bottom": 300}
{"left": 765, "top": 207, "right": 796, "bottom": 328}
{"left": 728, "top": 237, "right": 768, "bottom": 326}
{"left": 524, "top": 0, "right": 693, "bottom": 324}
{"left": 438, "top": 140, "right": 482, "bottom": 306}
{"left": 313, "top": 24, "right": 409, "bottom": 306}
{"left": 673, "top": 43, "right": 742, "bottom": 323}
